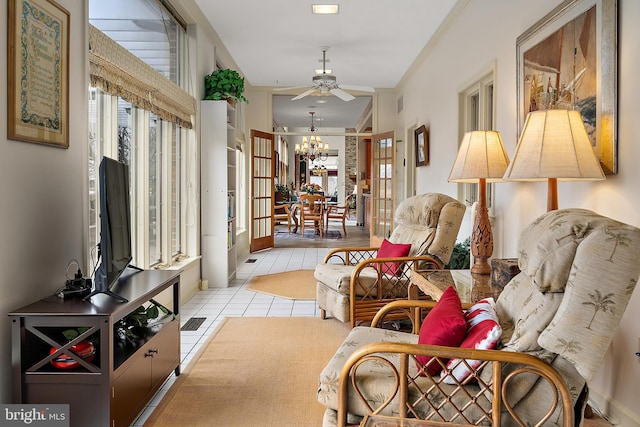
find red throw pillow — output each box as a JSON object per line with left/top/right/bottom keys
{"left": 441, "top": 298, "right": 502, "bottom": 384}
{"left": 376, "top": 238, "right": 412, "bottom": 276}
{"left": 416, "top": 286, "right": 467, "bottom": 376}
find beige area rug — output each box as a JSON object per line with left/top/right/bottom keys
{"left": 246, "top": 269, "right": 316, "bottom": 300}
{"left": 144, "top": 317, "right": 350, "bottom": 427}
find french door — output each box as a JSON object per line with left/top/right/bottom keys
{"left": 370, "top": 131, "right": 394, "bottom": 245}
{"left": 250, "top": 130, "right": 275, "bottom": 252}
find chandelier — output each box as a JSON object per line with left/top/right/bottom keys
{"left": 311, "top": 163, "right": 328, "bottom": 176}
{"left": 295, "top": 112, "right": 329, "bottom": 162}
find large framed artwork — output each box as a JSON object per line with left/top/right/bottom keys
{"left": 8, "top": 0, "right": 70, "bottom": 148}
{"left": 516, "top": 0, "right": 618, "bottom": 174}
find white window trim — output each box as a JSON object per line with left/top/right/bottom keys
{"left": 458, "top": 71, "right": 496, "bottom": 210}
{"left": 87, "top": 5, "right": 198, "bottom": 275}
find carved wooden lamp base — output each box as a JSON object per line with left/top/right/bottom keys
{"left": 471, "top": 256, "right": 492, "bottom": 275}
{"left": 470, "top": 183, "right": 493, "bottom": 275}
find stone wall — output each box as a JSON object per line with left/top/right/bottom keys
{"left": 345, "top": 129, "right": 357, "bottom": 198}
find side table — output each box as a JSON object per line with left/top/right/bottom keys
{"left": 409, "top": 269, "right": 504, "bottom": 303}
{"left": 490, "top": 258, "right": 520, "bottom": 291}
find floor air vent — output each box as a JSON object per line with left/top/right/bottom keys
{"left": 245, "top": 258, "right": 257, "bottom": 263}
{"left": 181, "top": 317, "right": 206, "bottom": 331}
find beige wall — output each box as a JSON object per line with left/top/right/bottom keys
{"left": 396, "top": 0, "right": 640, "bottom": 424}
{"left": 0, "top": 0, "right": 89, "bottom": 402}
{"left": 0, "top": 0, "right": 238, "bottom": 403}
{"left": 2, "top": 0, "right": 639, "bottom": 423}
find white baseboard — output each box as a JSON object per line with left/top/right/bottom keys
{"left": 589, "top": 387, "right": 640, "bottom": 427}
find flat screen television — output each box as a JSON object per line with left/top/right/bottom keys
{"left": 84, "top": 156, "right": 133, "bottom": 302}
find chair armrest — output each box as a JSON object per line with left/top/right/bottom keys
{"left": 350, "top": 256, "right": 444, "bottom": 298}
{"left": 322, "top": 247, "right": 381, "bottom": 265}
{"left": 370, "top": 299, "right": 475, "bottom": 333}
{"left": 337, "top": 342, "right": 574, "bottom": 427}
{"left": 352, "top": 255, "right": 444, "bottom": 275}
{"left": 344, "top": 256, "right": 445, "bottom": 328}
{"left": 370, "top": 298, "right": 475, "bottom": 334}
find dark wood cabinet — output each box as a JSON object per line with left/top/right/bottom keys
{"left": 9, "top": 269, "right": 181, "bottom": 427}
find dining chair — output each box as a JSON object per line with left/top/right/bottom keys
{"left": 274, "top": 203, "right": 293, "bottom": 233}
{"left": 299, "top": 193, "right": 326, "bottom": 237}
{"left": 325, "top": 194, "right": 352, "bottom": 236}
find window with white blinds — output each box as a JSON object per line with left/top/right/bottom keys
{"left": 88, "top": 0, "right": 193, "bottom": 271}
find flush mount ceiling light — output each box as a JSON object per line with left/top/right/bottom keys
{"left": 312, "top": 4, "right": 339, "bottom": 14}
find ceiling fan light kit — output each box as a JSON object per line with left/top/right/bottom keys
{"left": 275, "top": 47, "right": 374, "bottom": 102}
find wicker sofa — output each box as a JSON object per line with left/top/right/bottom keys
{"left": 317, "top": 208, "right": 640, "bottom": 426}
{"left": 315, "top": 193, "right": 466, "bottom": 328}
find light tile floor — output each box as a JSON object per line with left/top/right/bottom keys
{"left": 131, "top": 247, "right": 331, "bottom": 426}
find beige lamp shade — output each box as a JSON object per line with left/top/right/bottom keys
{"left": 448, "top": 130, "right": 509, "bottom": 275}
{"left": 503, "top": 110, "right": 605, "bottom": 181}
{"left": 448, "top": 130, "right": 510, "bottom": 183}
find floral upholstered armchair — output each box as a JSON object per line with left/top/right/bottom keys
{"left": 315, "top": 193, "right": 466, "bottom": 328}
{"left": 317, "top": 208, "right": 640, "bottom": 426}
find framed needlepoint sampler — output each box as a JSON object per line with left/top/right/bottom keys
{"left": 8, "top": 0, "right": 70, "bottom": 148}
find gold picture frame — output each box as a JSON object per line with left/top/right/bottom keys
{"left": 8, "top": 0, "right": 70, "bottom": 148}
{"left": 516, "top": 0, "right": 617, "bottom": 174}
{"left": 415, "top": 125, "right": 428, "bottom": 167}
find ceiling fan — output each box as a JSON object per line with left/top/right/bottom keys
{"left": 275, "top": 47, "right": 375, "bottom": 102}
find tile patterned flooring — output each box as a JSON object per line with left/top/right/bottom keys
{"left": 131, "top": 247, "right": 331, "bottom": 425}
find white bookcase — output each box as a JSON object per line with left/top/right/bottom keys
{"left": 200, "top": 100, "right": 241, "bottom": 286}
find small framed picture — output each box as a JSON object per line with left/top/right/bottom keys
{"left": 415, "top": 125, "right": 428, "bottom": 167}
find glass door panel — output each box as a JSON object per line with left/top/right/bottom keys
{"left": 250, "top": 130, "right": 275, "bottom": 252}
{"left": 370, "top": 131, "right": 394, "bottom": 244}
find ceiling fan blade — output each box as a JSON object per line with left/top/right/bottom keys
{"left": 330, "top": 88, "right": 355, "bottom": 102}
{"left": 291, "top": 88, "right": 317, "bottom": 100}
{"left": 338, "top": 84, "right": 375, "bottom": 93}
{"left": 274, "top": 86, "right": 308, "bottom": 92}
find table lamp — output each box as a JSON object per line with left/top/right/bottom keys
{"left": 448, "top": 130, "right": 510, "bottom": 275}
{"left": 503, "top": 109, "right": 605, "bottom": 211}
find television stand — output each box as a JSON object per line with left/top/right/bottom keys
{"left": 83, "top": 265, "right": 146, "bottom": 302}
{"left": 10, "top": 269, "right": 181, "bottom": 427}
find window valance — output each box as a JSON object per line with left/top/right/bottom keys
{"left": 88, "top": 24, "right": 196, "bottom": 129}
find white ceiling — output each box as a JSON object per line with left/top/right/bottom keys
{"left": 272, "top": 94, "right": 372, "bottom": 129}
{"left": 194, "top": 0, "right": 459, "bottom": 129}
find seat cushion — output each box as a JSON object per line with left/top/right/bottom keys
{"left": 314, "top": 264, "right": 378, "bottom": 296}
{"left": 537, "top": 223, "right": 640, "bottom": 381}
{"left": 416, "top": 286, "right": 466, "bottom": 375}
{"left": 495, "top": 273, "right": 562, "bottom": 352}
{"left": 318, "top": 326, "right": 490, "bottom": 422}
{"left": 390, "top": 193, "right": 466, "bottom": 264}
{"left": 517, "top": 208, "right": 638, "bottom": 293}
{"left": 318, "top": 326, "right": 419, "bottom": 416}
{"left": 315, "top": 263, "right": 410, "bottom": 299}
{"left": 316, "top": 281, "right": 350, "bottom": 322}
